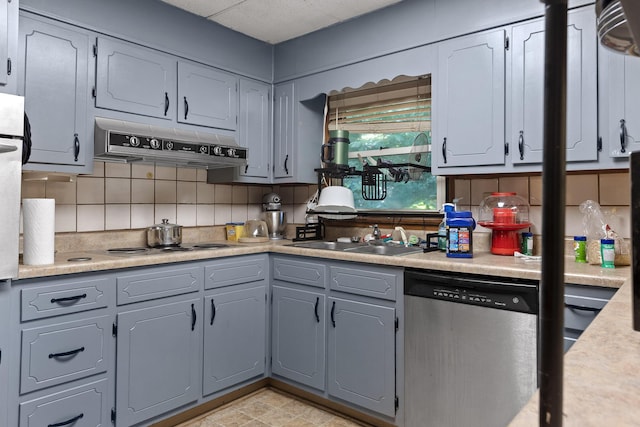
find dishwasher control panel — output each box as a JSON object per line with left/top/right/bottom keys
{"left": 404, "top": 269, "right": 538, "bottom": 314}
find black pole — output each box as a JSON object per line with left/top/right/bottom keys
{"left": 539, "top": 1, "right": 567, "bottom": 426}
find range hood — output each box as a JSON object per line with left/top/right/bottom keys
{"left": 94, "top": 117, "right": 247, "bottom": 169}
{"left": 597, "top": 0, "right": 640, "bottom": 56}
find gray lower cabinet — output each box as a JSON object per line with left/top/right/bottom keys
{"left": 327, "top": 297, "right": 396, "bottom": 418}
{"left": 18, "top": 12, "right": 93, "bottom": 173}
{"left": 510, "top": 6, "right": 597, "bottom": 165}
{"left": 96, "top": 36, "right": 176, "bottom": 121}
{"left": 0, "top": 281, "right": 10, "bottom": 427}
{"left": 599, "top": 45, "right": 640, "bottom": 158}
{"left": 116, "top": 297, "right": 201, "bottom": 426}
{"left": 177, "top": 61, "right": 237, "bottom": 130}
{"left": 271, "top": 284, "right": 326, "bottom": 391}
{"left": 19, "top": 378, "right": 110, "bottom": 427}
{"left": 434, "top": 28, "right": 506, "bottom": 169}
{"left": 203, "top": 284, "right": 266, "bottom": 395}
{"left": 564, "top": 284, "right": 616, "bottom": 352}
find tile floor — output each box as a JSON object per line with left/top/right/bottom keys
{"left": 176, "top": 388, "right": 367, "bottom": 427}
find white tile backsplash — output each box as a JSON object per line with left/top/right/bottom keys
{"left": 77, "top": 205, "right": 105, "bottom": 232}
{"left": 155, "top": 165, "right": 176, "bottom": 180}
{"left": 77, "top": 177, "right": 105, "bottom": 205}
{"left": 105, "top": 162, "right": 131, "bottom": 178}
{"left": 177, "top": 168, "right": 197, "bottom": 182}
{"left": 105, "top": 178, "right": 131, "bottom": 204}
{"left": 196, "top": 204, "right": 215, "bottom": 226}
{"left": 231, "top": 204, "right": 248, "bottom": 222}
{"left": 154, "top": 204, "right": 177, "bottom": 224}
{"left": 177, "top": 181, "right": 197, "bottom": 204}
{"left": 131, "top": 204, "right": 154, "bottom": 229}
{"left": 131, "top": 179, "right": 155, "bottom": 204}
{"left": 197, "top": 182, "right": 215, "bottom": 204}
{"left": 155, "top": 180, "right": 177, "bottom": 204}
{"left": 55, "top": 204, "right": 76, "bottom": 233}
{"left": 105, "top": 204, "right": 131, "bottom": 230}
{"left": 214, "top": 204, "right": 232, "bottom": 224}
{"left": 131, "top": 163, "right": 155, "bottom": 179}
{"left": 46, "top": 181, "right": 77, "bottom": 205}
{"left": 177, "top": 204, "right": 197, "bottom": 226}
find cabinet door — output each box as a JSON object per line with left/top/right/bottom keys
{"left": 271, "top": 285, "right": 325, "bottom": 391}
{"left": 203, "top": 284, "right": 266, "bottom": 396}
{"left": 0, "top": 281, "right": 9, "bottom": 427}
{"left": 435, "top": 29, "right": 506, "bottom": 168}
{"left": 273, "top": 82, "right": 295, "bottom": 179}
{"left": 178, "top": 61, "right": 237, "bottom": 130}
{"left": 511, "top": 8, "right": 597, "bottom": 164}
{"left": 327, "top": 297, "right": 395, "bottom": 417}
{"left": 18, "top": 15, "right": 90, "bottom": 168}
{"left": 238, "top": 78, "right": 271, "bottom": 181}
{"left": 116, "top": 298, "right": 200, "bottom": 427}
{"left": 601, "top": 47, "right": 640, "bottom": 157}
{"left": 96, "top": 37, "right": 176, "bottom": 120}
{"left": 0, "top": 0, "right": 9, "bottom": 87}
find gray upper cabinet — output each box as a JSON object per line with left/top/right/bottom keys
{"left": 0, "top": 0, "right": 18, "bottom": 92}
{"left": 511, "top": 7, "right": 597, "bottom": 164}
{"left": 434, "top": 29, "right": 506, "bottom": 169}
{"left": 96, "top": 36, "right": 176, "bottom": 120}
{"left": 116, "top": 297, "right": 201, "bottom": 427}
{"left": 18, "top": 13, "right": 92, "bottom": 172}
{"left": 177, "top": 61, "right": 237, "bottom": 130}
{"left": 271, "top": 284, "right": 326, "bottom": 391}
{"left": 273, "top": 82, "right": 295, "bottom": 180}
{"left": 238, "top": 78, "right": 271, "bottom": 182}
{"left": 203, "top": 284, "right": 266, "bottom": 396}
{"left": 327, "top": 297, "right": 396, "bottom": 417}
{"left": 600, "top": 46, "right": 640, "bottom": 158}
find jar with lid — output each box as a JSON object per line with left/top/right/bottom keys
{"left": 477, "top": 192, "right": 532, "bottom": 255}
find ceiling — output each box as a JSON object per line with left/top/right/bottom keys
{"left": 159, "top": 0, "right": 403, "bottom": 44}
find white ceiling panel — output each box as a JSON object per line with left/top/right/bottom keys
{"left": 160, "top": 0, "right": 402, "bottom": 44}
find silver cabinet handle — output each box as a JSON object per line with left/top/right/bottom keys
{"left": 0, "top": 143, "right": 18, "bottom": 154}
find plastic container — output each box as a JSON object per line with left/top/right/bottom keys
{"left": 574, "top": 236, "right": 587, "bottom": 263}
{"left": 438, "top": 203, "right": 456, "bottom": 251}
{"left": 600, "top": 238, "right": 615, "bottom": 269}
{"left": 225, "top": 222, "right": 244, "bottom": 241}
{"left": 446, "top": 211, "right": 475, "bottom": 258}
{"left": 521, "top": 232, "right": 533, "bottom": 256}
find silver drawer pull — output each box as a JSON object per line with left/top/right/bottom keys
{"left": 0, "top": 143, "right": 18, "bottom": 153}
{"left": 48, "top": 346, "right": 85, "bottom": 359}
{"left": 48, "top": 413, "right": 84, "bottom": 427}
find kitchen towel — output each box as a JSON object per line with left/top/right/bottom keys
{"left": 22, "top": 198, "right": 55, "bottom": 265}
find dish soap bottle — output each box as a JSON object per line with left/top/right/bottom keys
{"left": 438, "top": 203, "right": 456, "bottom": 251}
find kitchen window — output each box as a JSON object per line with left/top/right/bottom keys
{"left": 326, "top": 75, "right": 444, "bottom": 212}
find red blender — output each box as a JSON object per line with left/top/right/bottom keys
{"left": 478, "top": 192, "right": 532, "bottom": 255}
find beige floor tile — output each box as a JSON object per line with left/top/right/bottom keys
{"left": 282, "top": 417, "right": 318, "bottom": 427}
{"left": 240, "top": 420, "right": 270, "bottom": 427}
{"left": 215, "top": 410, "right": 253, "bottom": 427}
{"left": 256, "top": 407, "right": 297, "bottom": 425}
{"left": 256, "top": 390, "right": 296, "bottom": 408}
{"left": 280, "top": 400, "right": 335, "bottom": 425}
{"left": 237, "top": 400, "right": 274, "bottom": 418}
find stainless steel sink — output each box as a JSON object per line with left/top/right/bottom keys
{"left": 344, "top": 244, "right": 423, "bottom": 256}
{"left": 288, "top": 241, "right": 422, "bottom": 256}
{"left": 288, "top": 241, "right": 364, "bottom": 251}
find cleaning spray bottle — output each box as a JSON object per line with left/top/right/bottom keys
{"left": 438, "top": 203, "right": 456, "bottom": 251}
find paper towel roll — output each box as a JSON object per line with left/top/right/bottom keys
{"left": 23, "top": 198, "right": 55, "bottom": 265}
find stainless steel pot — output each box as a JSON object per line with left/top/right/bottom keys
{"left": 147, "top": 219, "right": 182, "bottom": 247}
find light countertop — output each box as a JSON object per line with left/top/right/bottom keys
{"left": 15, "top": 240, "right": 638, "bottom": 426}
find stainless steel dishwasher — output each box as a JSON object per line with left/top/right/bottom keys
{"left": 404, "top": 269, "right": 538, "bottom": 427}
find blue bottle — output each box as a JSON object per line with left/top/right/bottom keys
{"left": 446, "top": 211, "right": 476, "bottom": 258}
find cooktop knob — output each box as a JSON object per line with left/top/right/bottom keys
{"left": 129, "top": 136, "right": 140, "bottom": 147}
{"left": 150, "top": 138, "right": 161, "bottom": 149}
{"left": 227, "top": 148, "right": 236, "bottom": 157}
{"left": 212, "top": 146, "right": 223, "bottom": 156}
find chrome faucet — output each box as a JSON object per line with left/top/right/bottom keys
{"left": 371, "top": 224, "right": 381, "bottom": 242}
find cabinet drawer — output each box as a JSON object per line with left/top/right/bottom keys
{"left": 19, "top": 378, "right": 109, "bottom": 427}
{"left": 20, "top": 315, "right": 111, "bottom": 394}
{"left": 330, "top": 264, "right": 400, "bottom": 301}
{"left": 272, "top": 256, "right": 326, "bottom": 288}
{"left": 564, "top": 284, "right": 616, "bottom": 332}
{"left": 116, "top": 264, "right": 202, "bottom": 305}
{"left": 204, "top": 254, "right": 267, "bottom": 290}
{"left": 21, "top": 276, "right": 113, "bottom": 321}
